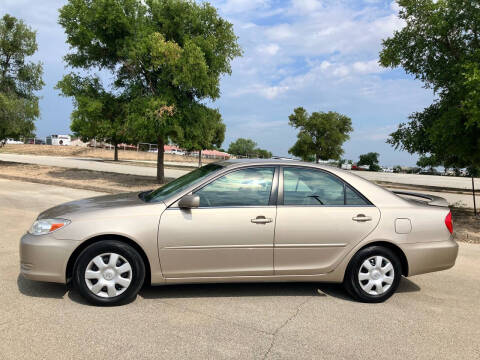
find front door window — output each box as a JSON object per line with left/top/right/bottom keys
{"left": 195, "top": 167, "right": 275, "bottom": 207}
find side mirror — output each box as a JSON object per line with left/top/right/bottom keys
{"left": 178, "top": 194, "right": 200, "bottom": 209}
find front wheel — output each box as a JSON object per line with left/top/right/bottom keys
{"left": 73, "top": 240, "right": 145, "bottom": 306}
{"left": 343, "top": 246, "right": 401, "bottom": 303}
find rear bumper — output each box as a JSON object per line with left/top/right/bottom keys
{"left": 19, "top": 233, "right": 79, "bottom": 283}
{"left": 400, "top": 237, "right": 459, "bottom": 276}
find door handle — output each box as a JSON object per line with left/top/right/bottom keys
{"left": 251, "top": 216, "right": 273, "bottom": 224}
{"left": 352, "top": 214, "right": 372, "bottom": 222}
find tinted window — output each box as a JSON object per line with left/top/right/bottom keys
{"left": 283, "top": 168, "right": 369, "bottom": 206}
{"left": 283, "top": 168, "right": 345, "bottom": 205}
{"left": 195, "top": 167, "right": 275, "bottom": 207}
{"left": 345, "top": 186, "right": 368, "bottom": 205}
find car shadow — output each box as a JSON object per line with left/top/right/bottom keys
{"left": 17, "top": 274, "right": 68, "bottom": 299}
{"left": 140, "top": 282, "right": 327, "bottom": 299}
{"left": 18, "top": 275, "right": 421, "bottom": 305}
{"left": 139, "top": 277, "right": 420, "bottom": 302}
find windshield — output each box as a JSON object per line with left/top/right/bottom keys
{"left": 144, "top": 163, "right": 224, "bottom": 203}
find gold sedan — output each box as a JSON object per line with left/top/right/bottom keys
{"left": 20, "top": 159, "right": 458, "bottom": 305}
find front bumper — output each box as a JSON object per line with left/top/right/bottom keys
{"left": 401, "top": 237, "right": 459, "bottom": 276}
{"left": 19, "top": 233, "right": 80, "bottom": 283}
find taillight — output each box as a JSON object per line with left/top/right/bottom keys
{"left": 445, "top": 211, "right": 453, "bottom": 234}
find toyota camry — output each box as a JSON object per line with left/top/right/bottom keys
{"left": 20, "top": 159, "right": 458, "bottom": 305}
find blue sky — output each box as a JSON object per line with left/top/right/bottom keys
{"left": 1, "top": 0, "right": 435, "bottom": 166}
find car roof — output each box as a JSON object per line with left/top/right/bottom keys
{"left": 218, "top": 158, "right": 326, "bottom": 168}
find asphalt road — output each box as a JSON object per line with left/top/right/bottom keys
{"left": 1, "top": 179, "right": 479, "bottom": 359}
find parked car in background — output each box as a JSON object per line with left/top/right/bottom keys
{"left": 171, "top": 149, "right": 185, "bottom": 156}
{"left": 5, "top": 138, "right": 24, "bottom": 144}
{"left": 20, "top": 159, "right": 458, "bottom": 306}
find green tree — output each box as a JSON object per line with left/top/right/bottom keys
{"left": 180, "top": 104, "right": 226, "bottom": 167}
{"left": 228, "top": 138, "right": 257, "bottom": 157}
{"left": 0, "top": 14, "right": 43, "bottom": 144}
{"left": 380, "top": 0, "right": 480, "bottom": 170}
{"left": 59, "top": 0, "right": 241, "bottom": 183}
{"left": 254, "top": 148, "right": 272, "bottom": 159}
{"left": 288, "top": 107, "right": 352, "bottom": 162}
{"left": 227, "top": 138, "right": 271, "bottom": 158}
{"left": 358, "top": 152, "right": 381, "bottom": 171}
{"left": 56, "top": 74, "right": 128, "bottom": 161}
{"left": 416, "top": 154, "right": 441, "bottom": 172}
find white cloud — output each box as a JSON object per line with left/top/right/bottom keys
{"left": 290, "top": 0, "right": 323, "bottom": 14}
{"left": 230, "top": 83, "right": 289, "bottom": 99}
{"left": 217, "top": 0, "right": 271, "bottom": 14}
{"left": 352, "top": 59, "right": 383, "bottom": 74}
{"left": 355, "top": 125, "right": 397, "bottom": 142}
{"left": 390, "top": 1, "right": 401, "bottom": 13}
{"left": 256, "top": 43, "right": 280, "bottom": 56}
{"left": 265, "top": 24, "right": 295, "bottom": 41}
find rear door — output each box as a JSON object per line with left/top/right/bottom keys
{"left": 274, "top": 166, "right": 380, "bottom": 275}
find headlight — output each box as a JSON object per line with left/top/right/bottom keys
{"left": 28, "top": 218, "right": 71, "bottom": 236}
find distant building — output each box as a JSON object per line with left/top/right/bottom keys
{"left": 46, "top": 134, "right": 71, "bottom": 146}
{"left": 201, "top": 149, "right": 231, "bottom": 159}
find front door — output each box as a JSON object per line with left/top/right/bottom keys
{"left": 158, "top": 166, "right": 278, "bottom": 278}
{"left": 274, "top": 167, "right": 380, "bottom": 275}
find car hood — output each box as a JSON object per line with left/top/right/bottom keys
{"left": 38, "top": 192, "right": 146, "bottom": 219}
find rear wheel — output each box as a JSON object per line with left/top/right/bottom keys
{"left": 344, "top": 246, "right": 401, "bottom": 303}
{"left": 73, "top": 240, "right": 145, "bottom": 306}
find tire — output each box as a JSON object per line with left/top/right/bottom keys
{"left": 73, "top": 240, "right": 145, "bottom": 306}
{"left": 343, "top": 246, "right": 402, "bottom": 303}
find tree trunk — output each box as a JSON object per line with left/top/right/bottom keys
{"left": 473, "top": 177, "right": 477, "bottom": 217}
{"left": 198, "top": 149, "right": 202, "bottom": 167}
{"left": 157, "top": 137, "right": 165, "bottom": 184}
{"left": 315, "top": 154, "right": 320, "bottom": 163}
{"left": 113, "top": 141, "right": 119, "bottom": 161}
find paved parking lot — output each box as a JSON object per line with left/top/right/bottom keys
{"left": 1, "top": 179, "right": 479, "bottom": 359}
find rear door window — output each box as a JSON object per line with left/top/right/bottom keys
{"left": 283, "top": 167, "right": 369, "bottom": 206}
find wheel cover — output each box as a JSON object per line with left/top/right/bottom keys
{"left": 84, "top": 253, "right": 133, "bottom": 298}
{"left": 358, "top": 255, "right": 394, "bottom": 296}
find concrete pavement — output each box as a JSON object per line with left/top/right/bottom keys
{"left": 0, "top": 179, "right": 479, "bottom": 359}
